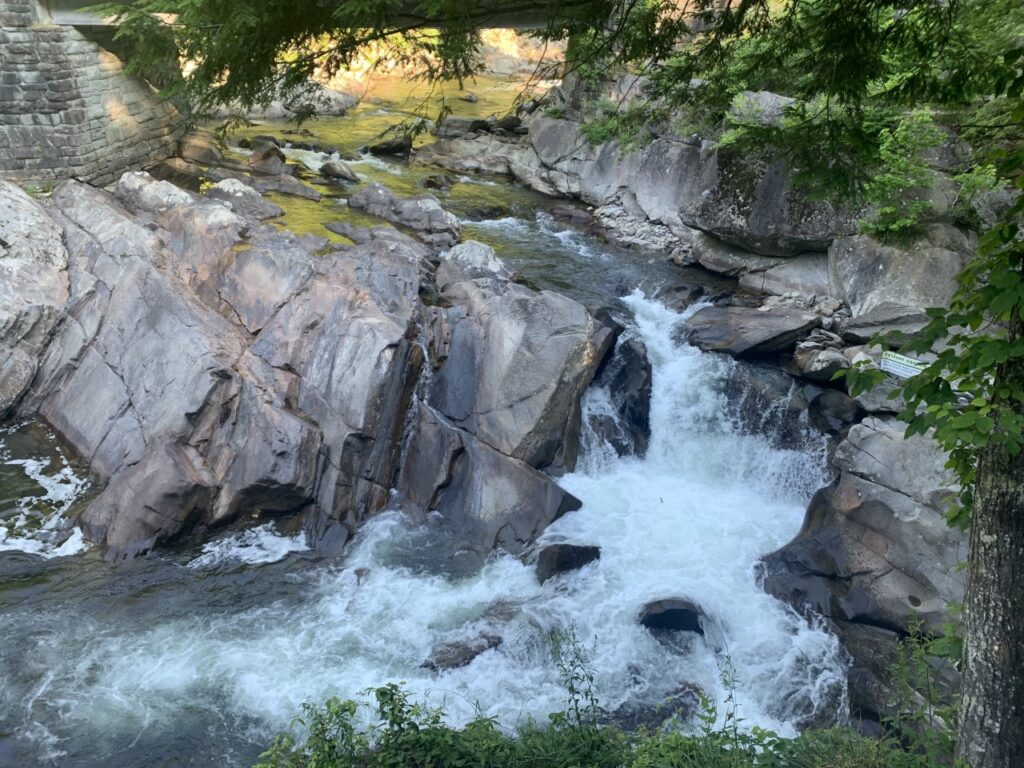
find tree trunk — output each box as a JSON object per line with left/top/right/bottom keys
{"left": 956, "top": 348, "right": 1024, "bottom": 767}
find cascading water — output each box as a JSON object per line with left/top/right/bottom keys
{"left": 0, "top": 288, "right": 846, "bottom": 768}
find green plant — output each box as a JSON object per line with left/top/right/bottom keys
{"left": 884, "top": 622, "right": 959, "bottom": 765}
{"left": 859, "top": 109, "right": 946, "bottom": 238}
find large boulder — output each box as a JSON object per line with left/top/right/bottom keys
{"left": 761, "top": 415, "right": 966, "bottom": 720}
{"left": 396, "top": 405, "right": 582, "bottom": 569}
{"left": 15, "top": 174, "right": 599, "bottom": 564}
{"left": 17, "top": 177, "right": 417, "bottom": 557}
{"left": 349, "top": 183, "right": 462, "bottom": 248}
{"left": 427, "top": 241, "right": 614, "bottom": 472}
{"left": 248, "top": 145, "right": 290, "bottom": 176}
{"left": 681, "top": 305, "right": 820, "bottom": 358}
{"left": 0, "top": 182, "right": 70, "bottom": 416}
{"left": 830, "top": 224, "right": 973, "bottom": 341}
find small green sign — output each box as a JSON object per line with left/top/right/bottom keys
{"left": 880, "top": 351, "right": 927, "bottom": 379}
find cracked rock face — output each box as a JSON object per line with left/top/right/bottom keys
{"left": 2, "top": 173, "right": 607, "bottom": 565}
{"left": 0, "top": 182, "right": 70, "bottom": 417}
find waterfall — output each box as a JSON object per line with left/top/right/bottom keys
{"left": 0, "top": 292, "right": 847, "bottom": 767}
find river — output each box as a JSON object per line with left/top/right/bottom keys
{"left": 0, "top": 76, "right": 846, "bottom": 767}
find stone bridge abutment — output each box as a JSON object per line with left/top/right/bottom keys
{"left": 0, "top": 0, "right": 183, "bottom": 185}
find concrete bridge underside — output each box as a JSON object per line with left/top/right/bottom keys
{"left": 39, "top": 0, "right": 571, "bottom": 28}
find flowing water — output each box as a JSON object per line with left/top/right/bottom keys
{"left": 0, "top": 79, "right": 846, "bottom": 767}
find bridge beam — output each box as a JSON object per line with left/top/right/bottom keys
{"left": 39, "top": 0, "right": 586, "bottom": 29}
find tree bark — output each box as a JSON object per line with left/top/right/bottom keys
{"left": 956, "top": 335, "right": 1024, "bottom": 768}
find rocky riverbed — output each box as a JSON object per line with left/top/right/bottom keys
{"left": 0, "top": 74, "right": 971, "bottom": 766}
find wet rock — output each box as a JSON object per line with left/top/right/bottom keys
{"left": 178, "top": 131, "right": 224, "bottom": 166}
{"left": 364, "top": 134, "right": 413, "bottom": 157}
{"left": 349, "top": 183, "right": 461, "bottom": 248}
{"left": 422, "top": 173, "right": 454, "bottom": 190}
{"left": 459, "top": 93, "right": 479, "bottom": 104}
{"left": 808, "top": 389, "right": 863, "bottom": 434}
{"left": 681, "top": 305, "right": 820, "bottom": 358}
{"left": 248, "top": 173, "right": 322, "bottom": 201}
{"left": 761, "top": 416, "right": 966, "bottom": 719}
{"left": 436, "top": 116, "right": 489, "bottom": 139}
{"left": 423, "top": 633, "right": 502, "bottom": 671}
{"left": 655, "top": 282, "right": 707, "bottom": 313}
{"left": 248, "top": 144, "right": 290, "bottom": 176}
{"left": 535, "top": 543, "right": 601, "bottom": 584}
{"left": 718, "top": 362, "right": 811, "bottom": 448}
{"left": 250, "top": 134, "right": 281, "bottom": 149}
{"left": 320, "top": 159, "right": 359, "bottom": 183}
{"left": 396, "top": 405, "right": 582, "bottom": 566}
{"left": 206, "top": 178, "right": 285, "bottom": 221}
{"left": 605, "top": 683, "right": 703, "bottom": 731}
{"left": 589, "top": 338, "right": 652, "bottom": 456}
{"left": 0, "top": 182, "right": 70, "bottom": 416}
{"left": 81, "top": 442, "right": 216, "bottom": 561}
{"left": 147, "top": 157, "right": 209, "bottom": 191}
{"left": 638, "top": 598, "right": 706, "bottom": 636}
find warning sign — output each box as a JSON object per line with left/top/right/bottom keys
{"left": 880, "top": 351, "right": 927, "bottom": 379}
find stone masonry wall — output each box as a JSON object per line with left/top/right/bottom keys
{"left": 0, "top": 0, "right": 184, "bottom": 186}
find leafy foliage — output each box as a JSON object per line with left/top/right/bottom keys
{"left": 254, "top": 632, "right": 942, "bottom": 768}
{"left": 858, "top": 109, "right": 944, "bottom": 238}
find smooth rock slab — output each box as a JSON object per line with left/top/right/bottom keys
{"left": 681, "top": 305, "right": 820, "bottom": 358}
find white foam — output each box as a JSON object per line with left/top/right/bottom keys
{"left": 281, "top": 147, "right": 333, "bottom": 173}
{"left": 188, "top": 524, "right": 310, "bottom": 569}
{"left": 349, "top": 153, "right": 406, "bottom": 175}
{"left": 465, "top": 215, "right": 531, "bottom": 233}
{"left": 0, "top": 442, "right": 89, "bottom": 558}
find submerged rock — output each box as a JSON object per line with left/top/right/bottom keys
{"left": 422, "top": 633, "right": 502, "bottom": 671}
{"left": 588, "top": 338, "right": 652, "bottom": 456}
